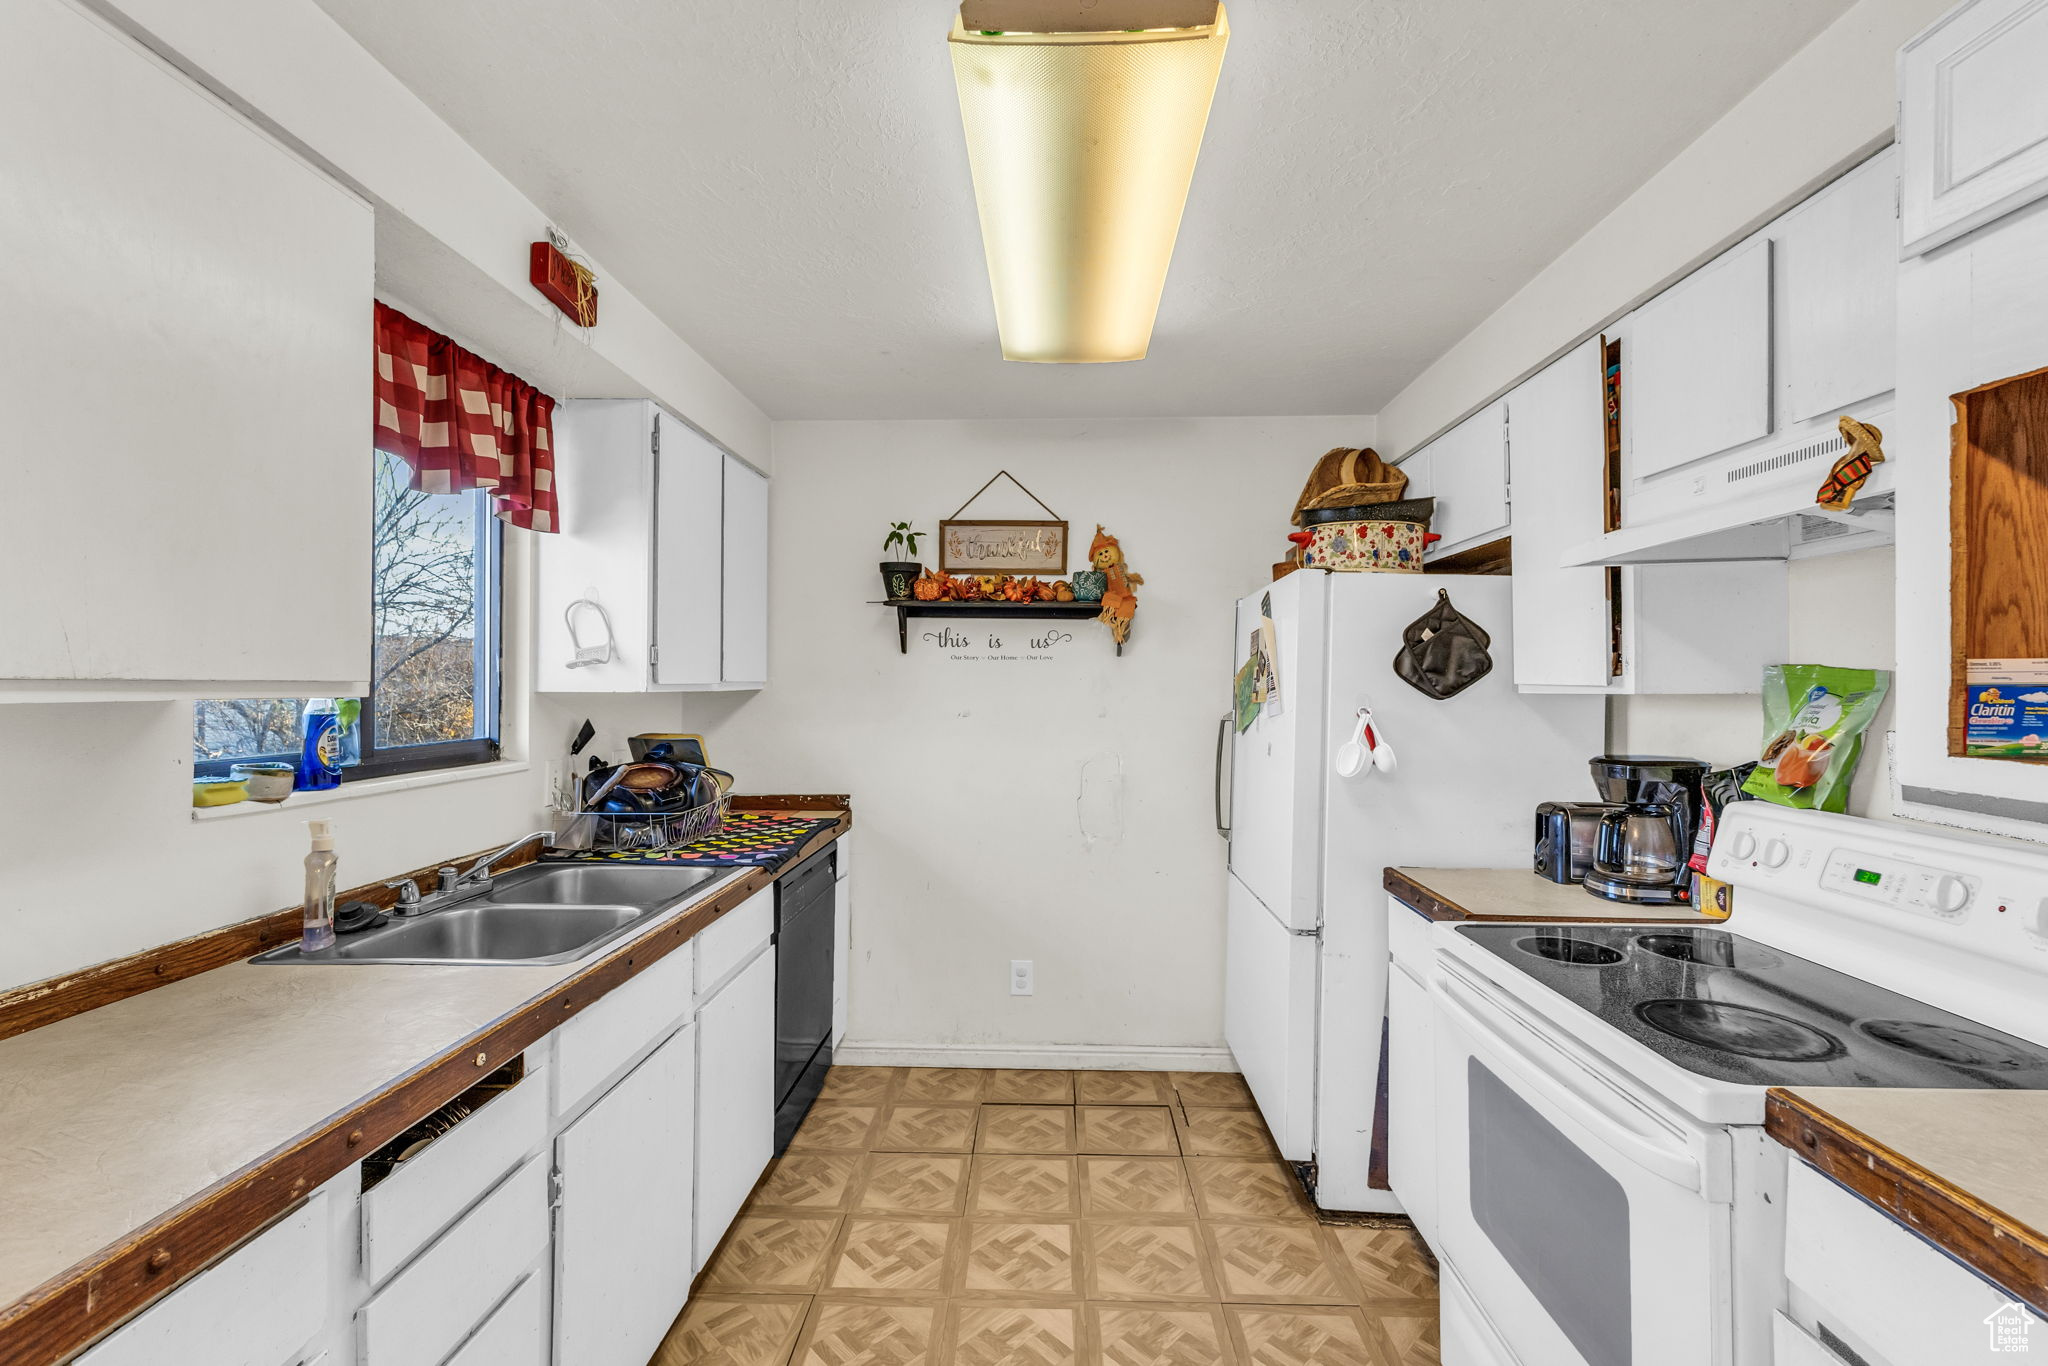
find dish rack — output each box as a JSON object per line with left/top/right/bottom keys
{"left": 552, "top": 769, "right": 733, "bottom": 853}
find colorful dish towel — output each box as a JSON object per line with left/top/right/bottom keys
{"left": 543, "top": 812, "right": 837, "bottom": 872}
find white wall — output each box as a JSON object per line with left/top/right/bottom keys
{"left": 669, "top": 417, "right": 1373, "bottom": 1065}
{"left": 1376, "top": 0, "right": 1952, "bottom": 460}
{"left": 1612, "top": 547, "right": 1900, "bottom": 818}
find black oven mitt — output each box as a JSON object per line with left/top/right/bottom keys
{"left": 1393, "top": 589, "right": 1494, "bottom": 700}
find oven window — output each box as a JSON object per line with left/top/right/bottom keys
{"left": 1469, "top": 1058, "right": 1632, "bottom": 1366}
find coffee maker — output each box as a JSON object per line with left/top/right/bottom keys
{"left": 1581, "top": 755, "right": 1709, "bottom": 905}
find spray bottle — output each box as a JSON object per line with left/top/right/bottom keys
{"left": 303, "top": 819, "right": 338, "bottom": 953}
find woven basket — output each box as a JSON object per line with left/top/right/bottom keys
{"left": 1292, "top": 448, "right": 1407, "bottom": 526}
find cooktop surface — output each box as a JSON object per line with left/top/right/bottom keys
{"left": 1454, "top": 923, "right": 2048, "bottom": 1089}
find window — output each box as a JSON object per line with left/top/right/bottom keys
{"left": 194, "top": 451, "right": 502, "bottom": 782}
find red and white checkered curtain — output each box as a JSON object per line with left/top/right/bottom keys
{"left": 372, "top": 302, "right": 559, "bottom": 532}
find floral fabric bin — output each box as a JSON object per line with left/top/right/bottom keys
{"left": 1296, "top": 519, "right": 1428, "bottom": 573}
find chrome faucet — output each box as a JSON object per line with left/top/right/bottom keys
{"left": 381, "top": 832, "right": 551, "bottom": 917}
{"left": 456, "top": 830, "right": 556, "bottom": 891}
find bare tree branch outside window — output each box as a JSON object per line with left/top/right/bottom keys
{"left": 194, "top": 452, "right": 493, "bottom": 762}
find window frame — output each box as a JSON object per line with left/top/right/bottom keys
{"left": 190, "top": 480, "right": 506, "bottom": 783}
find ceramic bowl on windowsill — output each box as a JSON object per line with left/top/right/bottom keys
{"left": 230, "top": 762, "right": 297, "bottom": 804}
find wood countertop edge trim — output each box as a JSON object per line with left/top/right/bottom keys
{"left": 1765, "top": 1088, "right": 2048, "bottom": 1316}
{"left": 0, "top": 810, "right": 851, "bottom": 1365}
{"left": 1382, "top": 866, "right": 1654, "bottom": 923}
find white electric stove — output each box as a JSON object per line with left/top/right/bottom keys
{"left": 1425, "top": 804, "right": 2048, "bottom": 1366}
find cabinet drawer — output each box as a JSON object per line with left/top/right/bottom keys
{"left": 361, "top": 1060, "right": 548, "bottom": 1285}
{"left": 446, "top": 1269, "right": 549, "bottom": 1366}
{"left": 696, "top": 887, "right": 773, "bottom": 999}
{"left": 555, "top": 940, "right": 693, "bottom": 1119}
{"left": 359, "top": 1154, "right": 548, "bottom": 1366}
{"left": 76, "top": 1192, "right": 329, "bottom": 1366}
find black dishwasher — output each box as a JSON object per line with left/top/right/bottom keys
{"left": 773, "top": 847, "right": 836, "bottom": 1152}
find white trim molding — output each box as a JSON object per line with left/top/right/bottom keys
{"left": 832, "top": 1041, "right": 1238, "bottom": 1072}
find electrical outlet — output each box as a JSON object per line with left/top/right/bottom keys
{"left": 1010, "top": 960, "right": 1034, "bottom": 996}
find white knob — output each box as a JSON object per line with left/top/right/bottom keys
{"left": 1762, "top": 838, "right": 1791, "bottom": 869}
{"left": 1934, "top": 875, "right": 1971, "bottom": 913}
{"left": 1729, "top": 831, "right": 1758, "bottom": 860}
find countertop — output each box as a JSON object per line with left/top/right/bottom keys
{"left": 1767, "top": 1087, "right": 2048, "bottom": 1314}
{"left": 0, "top": 805, "right": 848, "bottom": 1364}
{"left": 1385, "top": 866, "right": 1716, "bottom": 923}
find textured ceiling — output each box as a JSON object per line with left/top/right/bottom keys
{"left": 314, "top": 0, "right": 1854, "bottom": 420}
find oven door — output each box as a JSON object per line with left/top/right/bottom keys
{"left": 1432, "top": 959, "right": 1730, "bottom": 1366}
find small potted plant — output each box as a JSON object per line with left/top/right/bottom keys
{"left": 880, "top": 522, "right": 926, "bottom": 601}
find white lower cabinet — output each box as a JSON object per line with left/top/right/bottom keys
{"left": 75, "top": 1190, "right": 332, "bottom": 1366}
{"left": 358, "top": 1156, "right": 549, "bottom": 1366}
{"left": 554, "top": 1021, "right": 698, "bottom": 1366}
{"left": 694, "top": 945, "right": 777, "bottom": 1271}
{"left": 1385, "top": 901, "right": 1437, "bottom": 1250}
{"left": 445, "top": 1270, "right": 549, "bottom": 1366}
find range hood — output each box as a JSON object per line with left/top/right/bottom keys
{"left": 1562, "top": 406, "right": 1898, "bottom": 566}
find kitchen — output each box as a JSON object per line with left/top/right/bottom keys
{"left": 2, "top": 1, "right": 2046, "bottom": 1364}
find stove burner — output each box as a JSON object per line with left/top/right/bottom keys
{"left": 1857, "top": 1019, "right": 2040, "bottom": 1070}
{"left": 1633, "top": 932, "right": 1782, "bottom": 968}
{"left": 1636, "top": 1000, "right": 1843, "bottom": 1061}
{"left": 1516, "top": 935, "right": 1625, "bottom": 966}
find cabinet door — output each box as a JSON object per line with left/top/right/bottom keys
{"left": 1386, "top": 963, "right": 1436, "bottom": 1249}
{"left": 554, "top": 1022, "right": 696, "bottom": 1366}
{"left": 1778, "top": 149, "right": 1898, "bottom": 423}
{"left": 652, "top": 416, "right": 725, "bottom": 688}
{"left": 1628, "top": 238, "right": 1773, "bottom": 479}
{"left": 1506, "top": 342, "right": 1614, "bottom": 690}
{"left": 694, "top": 947, "right": 776, "bottom": 1270}
{"left": 0, "top": 0, "right": 371, "bottom": 692}
{"left": 720, "top": 454, "right": 770, "bottom": 686}
{"left": 75, "top": 1193, "right": 328, "bottom": 1366}
{"left": 1901, "top": 0, "right": 2048, "bottom": 256}
{"left": 1409, "top": 402, "right": 1509, "bottom": 559}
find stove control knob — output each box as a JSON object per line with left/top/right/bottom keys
{"left": 1729, "top": 831, "right": 1758, "bottom": 861}
{"left": 1933, "top": 875, "right": 1971, "bottom": 913}
{"left": 1761, "top": 838, "right": 1792, "bottom": 869}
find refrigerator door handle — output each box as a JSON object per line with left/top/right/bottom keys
{"left": 1215, "top": 715, "right": 1233, "bottom": 837}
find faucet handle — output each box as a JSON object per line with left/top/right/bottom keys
{"left": 383, "top": 877, "right": 422, "bottom": 911}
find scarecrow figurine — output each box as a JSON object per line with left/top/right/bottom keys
{"left": 1089, "top": 525, "right": 1143, "bottom": 645}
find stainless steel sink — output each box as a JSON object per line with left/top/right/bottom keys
{"left": 476, "top": 862, "right": 730, "bottom": 909}
{"left": 252, "top": 863, "right": 738, "bottom": 967}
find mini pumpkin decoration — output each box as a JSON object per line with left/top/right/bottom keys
{"left": 911, "top": 568, "right": 945, "bottom": 602}
{"left": 1053, "top": 580, "right": 1075, "bottom": 602}
{"left": 1003, "top": 577, "right": 1036, "bottom": 602}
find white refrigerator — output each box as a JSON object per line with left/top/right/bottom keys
{"left": 1221, "top": 570, "right": 1603, "bottom": 1213}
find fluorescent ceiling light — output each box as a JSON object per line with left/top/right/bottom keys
{"left": 949, "top": 2, "right": 1229, "bottom": 364}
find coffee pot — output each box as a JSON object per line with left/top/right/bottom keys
{"left": 1581, "top": 755, "right": 1708, "bottom": 905}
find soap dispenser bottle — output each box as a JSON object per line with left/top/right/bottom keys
{"left": 302, "top": 819, "right": 338, "bottom": 952}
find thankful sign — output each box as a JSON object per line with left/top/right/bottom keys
{"left": 921, "top": 625, "right": 1080, "bottom": 662}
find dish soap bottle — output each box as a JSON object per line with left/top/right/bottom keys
{"left": 296, "top": 698, "right": 344, "bottom": 792}
{"left": 302, "top": 819, "right": 338, "bottom": 953}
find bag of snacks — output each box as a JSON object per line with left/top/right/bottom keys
{"left": 1741, "top": 665, "right": 1890, "bottom": 813}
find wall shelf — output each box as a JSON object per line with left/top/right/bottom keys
{"left": 875, "top": 600, "right": 1121, "bottom": 655}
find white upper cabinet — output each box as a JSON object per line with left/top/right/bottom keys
{"left": 1507, "top": 341, "right": 1613, "bottom": 690}
{"left": 1901, "top": 0, "right": 2048, "bottom": 256}
{"left": 539, "top": 400, "right": 769, "bottom": 692}
{"left": 1777, "top": 148, "right": 1900, "bottom": 424}
{"left": 1403, "top": 401, "right": 1509, "bottom": 561}
{"left": 1626, "top": 238, "right": 1774, "bottom": 480}
{"left": 0, "top": 0, "right": 373, "bottom": 699}
{"left": 1506, "top": 340, "right": 1788, "bottom": 694}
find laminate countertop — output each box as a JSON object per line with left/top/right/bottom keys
{"left": 1767, "top": 1087, "right": 2048, "bottom": 1315}
{"left": 0, "top": 805, "right": 849, "bottom": 1365}
{"left": 1385, "top": 866, "right": 1716, "bottom": 924}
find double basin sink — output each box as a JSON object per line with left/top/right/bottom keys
{"left": 253, "top": 863, "right": 738, "bottom": 967}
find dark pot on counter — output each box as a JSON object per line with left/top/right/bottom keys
{"left": 879, "top": 561, "right": 922, "bottom": 601}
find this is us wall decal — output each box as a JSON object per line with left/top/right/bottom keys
{"left": 922, "top": 626, "right": 1079, "bottom": 662}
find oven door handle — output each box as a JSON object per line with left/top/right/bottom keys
{"left": 1436, "top": 966, "right": 1703, "bottom": 1192}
